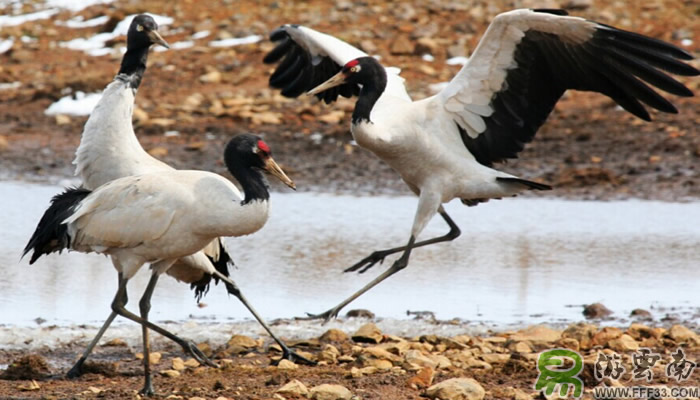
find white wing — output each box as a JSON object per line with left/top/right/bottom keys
{"left": 65, "top": 175, "right": 182, "bottom": 250}
{"left": 264, "top": 24, "right": 411, "bottom": 102}
{"left": 434, "top": 9, "right": 696, "bottom": 166}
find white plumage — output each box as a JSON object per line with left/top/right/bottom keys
{"left": 264, "top": 8, "right": 698, "bottom": 321}
{"left": 25, "top": 134, "right": 300, "bottom": 394}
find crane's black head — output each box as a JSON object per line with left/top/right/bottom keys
{"left": 224, "top": 134, "right": 295, "bottom": 193}
{"left": 118, "top": 14, "right": 169, "bottom": 88}
{"left": 127, "top": 14, "right": 169, "bottom": 50}
{"left": 338, "top": 57, "right": 385, "bottom": 85}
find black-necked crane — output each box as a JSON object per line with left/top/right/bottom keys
{"left": 68, "top": 14, "right": 281, "bottom": 377}
{"left": 264, "top": 9, "right": 699, "bottom": 322}
{"left": 24, "top": 134, "right": 301, "bottom": 395}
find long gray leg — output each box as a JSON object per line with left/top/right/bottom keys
{"left": 212, "top": 271, "right": 315, "bottom": 366}
{"left": 304, "top": 235, "right": 418, "bottom": 323}
{"left": 65, "top": 311, "right": 117, "bottom": 378}
{"left": 138, "top": 273, "right": 159, "bottom": 396}
{"left": 345, "top": 209, "right": 460, "bottom": 273}
{"left": 110, "top": 273, "right": 217, "bottom": 368}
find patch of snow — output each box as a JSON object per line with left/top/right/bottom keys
{"left": 56, "top": 15, "right": 109, "bottom": 28}
{"left": 421, "top": 53, "right": 434, "bottom": 62}
{"left": 191, "top": 30, "right": 210, "bottom": 40}
{"left": 0, "top": 9, "right": 59, "bottom": 28}
{"left": 20, "top": 35, "right": 37, "bottom": 43}
{"left": 0, "top": 81, "right": 21, "bottom": 90}
{"left": 45, "top": 91, "right": 102, "bottom": 116}
{"left": 59, "top": 13, "right": 173, "bottom": 56}
{"left": 45, "top": 0, "right": 114, "bottom": 12}
{"left": 164, "top": 130, "right": 180, "bottom": 137}
{"left": 681, "top": 38, "right": 693, "bottom": 46}
{"left": 0, "top": 38, "right": 13, "bottom": 54}
{"left": 209, "top": 34, "right": 262, "bottom": 47}
{"left": 446, "top": 56, "right": 469, "bottom": 66}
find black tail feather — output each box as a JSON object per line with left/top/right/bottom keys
{"left": 23, "top": 187, "right": 91, "bottom": 264}
{"left": 497, "top": 177, "right": 553, "bottom": 191}
{"left": 191, "top": 240, "right": 235, "bottom": 302}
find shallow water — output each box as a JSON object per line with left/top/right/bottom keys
{"left": 1, "top": 181, "right": 699, "bottom": 344}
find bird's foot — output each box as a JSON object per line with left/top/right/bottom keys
{"left": 298, "top": 307, "right": 341, "bottom": 324}
{"left": 344, "top": 250, "right": 389, "bottom": 274}
{"left": 139, "top": 381, "right": 155, "bottom": 397}
{"left": 181, "top": 340, "right": 219, "bottom": 368}
{"left": 65, "top": 358, "right": 86, "bottom": 379}
{"left": 272, "top": 348, "right": 317, "bottom": 366}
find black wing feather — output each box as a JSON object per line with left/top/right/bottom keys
{"left": 461, "top": 12, "right": 698, "bottom": 167}
{"left": 264, "top": 26, "right": 360, "bottom": 103}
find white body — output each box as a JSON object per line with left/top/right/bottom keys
{"left": 65, "top": 170, "right": 265, "bottom": 279}
{"left": 286, "top": 10, "right": 586, "bottom": 238}
{"left": 73, "top": 76, "right": 228, "bottom": 282}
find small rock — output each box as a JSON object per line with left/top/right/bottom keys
{"left": 352, "top": 323, "right": 383, "bottom": 344}
{"left": 363, "top": 346, "right": 401, "bottom": 362}
{"left": 0, "top": 135, "right": 8, "bottom": 152}
{"left": 390, "top": 35, "right": 414, "bottom": 55}
{"left": 358, "top": 39, "right": 377, "bottom": 54}
{"left": 666, "top": 325, "right": 698, "bottom": 343}
{"left": 592, "top": 327, "right": 623, "bottom": 347}
{"left": 276, "top": 359, "right": 298, "bottom": 370}
{"left": 200, "top": 70, "right": 222, "bottom": 83}
{"left": 103, "top": 338, "right": 127, "bottom": 347}
{"left": 630, "top": 309, "right": 653, "bottom": 320}
{"left": 309, "top": 383, "right": 354, "bottom": 400}
{"left": 346, "top": 309, "right": 375, "bottom": 319}
{"left": 407, "top": 366, "right": 434, "bottom": 389}
{"left": 149, "top": 352, "right": 162, "bottom": 365}
{"left": 404, "top": 349, "right": 437, "bottom": 370}
{"left": 510, "top": 325, "right": 562, "bottom": 344}
{"left": 172, "top": 357, "right": 186, "bottom": 371}
{"left": 183, "top": 358, "right": 200, "bottom": 368}
{"left": 320, "top": 329, "right": 349, "bottom": 342}
{"left": 227, "top": 334, "right": 258, "bottom": 349}
{"left": 608, "top": 334, "right": 639, "bottom": 352}
{"left": 276, "top": 379, "right": 309, "bottom": 397}
{"left": 55, "top": 114, "right": 71, "bottom": 125}
{"left": 426, "top": 378, "right": 485, "bottom": 400}
{"left": 414, "top": 37, "right": 440, "bottom": 55}
{"left": 562, "top": 323, "right": 598, "bottom": 350}
{"left": 16, "top": 380, "right": 40, "bottom": 391}
{"left": 132, "top": 107, "right": 149, "bottom": 123}
{"left": 583, "top": 303, "right": 612, "bottom": 319}
{"left": 160, "top": 369, "right": 180, "bottom": 378}
{"left": 480, "top": 353, "right": 510, "bottom": 364}
{"left": 363, "top": 358, "right": 393, "bottom": 370}
{"left": 507, "top": 341, "right": 533, "bottom": 353}
{"left": 318, "top": 344, "right": 340, "bottom": 364}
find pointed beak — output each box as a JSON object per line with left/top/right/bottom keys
{"left": 306, "top": 70, "right": 347, "bottom": 97}
{"left": 148, "top": 29, "right": 170, "bottom": 49}
{"left": 263, "top": 156, "right": 296, "bottom": 190}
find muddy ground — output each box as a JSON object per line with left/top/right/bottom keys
{"left": 1, "top": 0, "right": 699, "bottom": 398}
{"left": 1, "top": 322, "right": 700, "bottom": 400}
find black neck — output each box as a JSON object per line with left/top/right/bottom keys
{"left": 232, "top": 165, "right": 270, "bottom": 204}
{"left": 352, "top": 67, "right": 387, "bottom": 124}
{"left": 118, "top": 46, "right": 150, "bottom": 89}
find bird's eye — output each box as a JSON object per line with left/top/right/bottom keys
{"left": 136, "top": 24, "right": 144, "bottom": 32}
{"left": 351, "top": 66, "right": 360, "bottom": 73}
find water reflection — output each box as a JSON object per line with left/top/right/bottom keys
{"left": 1, "top": 181, "right": 699, "bottom": 328}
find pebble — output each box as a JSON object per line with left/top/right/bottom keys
{"left": 608, "top": 334, "right": 639, "bottom": 352}
{"left": 667, "top": 324, "right": 698, "bottom": 343}
{"left": 320, "top": 329, "right": 349, "bottom": 342}
{"left": 160, "top": 369, "right": 180, "bottom": 378}
{"left": 276, "top": 359, "right": 298, "bottom": 370}
{"left": 309, "top": 383, "right": 354, "bottom": 400}
{"left": 352, "top": 322, "right": 383, "bottom": 344}
{"left": 407, "top": 366, "right": 434, "bottom": 389}
{"left": 426, "top": 378, "right": 485, "bottom": 400}
{"left": 583, "top": 302, "right": 613, "bottom": 319}
{"left": 276, "top": 379, "right": 309, "bottom": 397}
{"left": 510, "top": 325, "right": 562, "bottom": 344}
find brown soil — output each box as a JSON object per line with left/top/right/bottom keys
{"left": 1, "top": 323, "right": 699, "bottom": 400}
{"left": 1, "top": 0, "right": 699, "bottom": 399}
